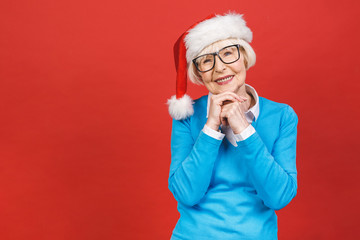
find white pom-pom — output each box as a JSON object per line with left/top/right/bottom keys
{"left": 167, "top": 94, "right": 194, "bottom": 120}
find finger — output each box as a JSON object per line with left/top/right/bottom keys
{"left": 212, "top": 95, "right": 239, "bottom": 106}
{"left": 236, "top": 96, "right": 247, "bottom": 103}
{"left": 222, "top": 104, "right": 245, "bottom": 119}
{"left": 217, "top": 91, "right": 248, "bottom": 102}
{"left": 215, "top": 92, "right": 248, "bottom": 104}
{"left": 221, "top": 116, "right": 228, "bottom": 126}
{"left": 221, "top": 101, "right": 240, "bottom": 111}
{"left": 220, "top": 108, "right": 232, "bottom": 119}
{"left": 220, "top": 104, "right": 232, "bottom": 112}
{"left": 220, "top": 109, "right": 226, "bottom": 119}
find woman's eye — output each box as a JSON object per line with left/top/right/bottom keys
{"left": 201, "top": 57, "right": 213, "bottom": 64}
{"left": 223, "top": 51, "right": 233, "bottom": 56}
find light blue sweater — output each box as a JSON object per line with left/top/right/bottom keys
{"left": 169, "top": 95, "right": 298, "bottom": 240}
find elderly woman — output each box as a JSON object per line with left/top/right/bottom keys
{"left": 167, "top": 13, "right": 298, "bottom": 239}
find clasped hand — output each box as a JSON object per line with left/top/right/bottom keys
{"left": 206, "top": 92, "right": 249, "bottom": 134}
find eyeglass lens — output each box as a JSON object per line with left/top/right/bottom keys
{"left": 195, "top": 45, "right": 240, "bottom": 72}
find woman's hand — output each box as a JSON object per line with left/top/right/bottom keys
{"left": 206, "top": 92, "right": 246, "bottom": 131}
{"left": 220, "top": 100, "right": 249, "bottom": 134}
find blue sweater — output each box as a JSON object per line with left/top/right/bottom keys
{"left": 169, "top": 95, "right": 298, "bottom": 240}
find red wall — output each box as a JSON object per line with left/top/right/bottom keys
{"left": 1, "top": 0, "right": 359, "bottom": 239}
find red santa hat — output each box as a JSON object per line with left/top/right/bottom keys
{"left": 167, "top": 12, "right": 253, "bottom": 120}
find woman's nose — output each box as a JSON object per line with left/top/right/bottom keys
{"left": 214, "top": 56, "right": 226, "bottom": 72}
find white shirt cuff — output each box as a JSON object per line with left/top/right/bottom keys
{"left": 234, "top": 125, "right": 256, "bottom": 141}
{"left": 202, "top": 125, "right": 225, "bottom": 140}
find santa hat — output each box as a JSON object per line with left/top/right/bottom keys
{"left": 167, "top": 12, "right": 253, "bottom": 120}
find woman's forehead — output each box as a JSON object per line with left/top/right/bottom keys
{"left": 200, "top": 38, "right": 239, "bottom": 55}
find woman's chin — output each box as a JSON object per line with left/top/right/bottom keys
{"left": 215, "top": 86, "right": 238, "bottom": 95}
{"left": 208, "top": 81, "right": 244, "bottom": 95}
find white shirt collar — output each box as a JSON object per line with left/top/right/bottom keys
{"left": 206, "top": 84, "right": 260, "bottom": 123}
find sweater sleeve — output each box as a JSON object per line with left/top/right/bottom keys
{"left": 236, "top": 105, "right": 298, "bottom": 210}
{"left": 168, "top": 118, "right": 222, "bottom": 206}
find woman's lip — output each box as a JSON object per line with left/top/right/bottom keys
{"left": 215, "top": 75, "right": 233, "bottom": 85}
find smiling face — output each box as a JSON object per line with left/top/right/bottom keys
{"left": 196, "top": 39, "right": 247, "bottom": 96}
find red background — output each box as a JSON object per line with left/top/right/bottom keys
{"left": 1, "top": 0, "right": 359, "bottom": 239}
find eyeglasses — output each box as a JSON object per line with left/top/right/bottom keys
{"left": 192, "top": 44, "right": 241, "bottom": 72}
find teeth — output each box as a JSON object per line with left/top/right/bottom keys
{"left": 217, "top": 76, "right": 232, "bottom": 83}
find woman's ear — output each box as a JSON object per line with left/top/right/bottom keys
{"left": 244, "top": 58, "right": 249, "bottom": 69}
{"left": 196, "top": 72, "right": 204, "bottom": 84}
{"left": 194, "top": 67, "right": 204, "bottom": 84}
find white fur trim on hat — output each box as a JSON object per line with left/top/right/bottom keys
{"left": 184, "top": 13, "right": 253, "bottom": 63}
{"left": 167, "top": 94, "right": 194, "bottom": 120}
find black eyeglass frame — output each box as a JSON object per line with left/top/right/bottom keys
{"left": 192, "top": 44, "right": 241, "bottom": 73}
